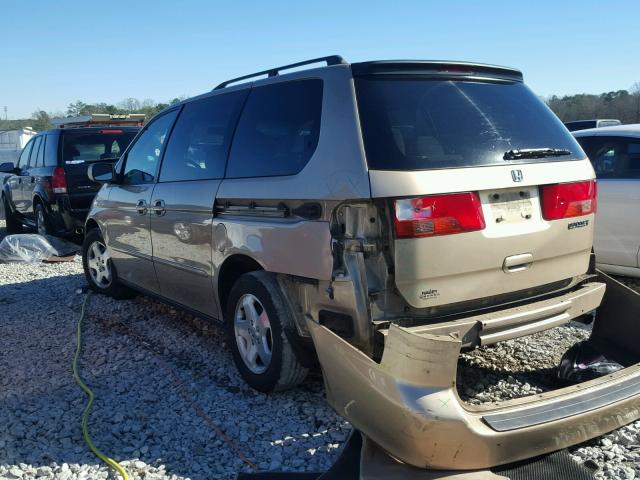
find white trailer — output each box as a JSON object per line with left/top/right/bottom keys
{"left": 0, "top": 127, "right": 36, "bottom": 163}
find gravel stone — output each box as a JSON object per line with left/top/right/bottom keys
{"left": 1, "top": 216, "right": 639, "bottom": 478}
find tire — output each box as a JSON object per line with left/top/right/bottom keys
{"left": 226, "top": 271, "right": 308, "bottom": 392}
{"left": 82, "top": 228, "right": 134, "bottom": 299}
{"left": 2, "top": 195, "right": 23, "bottom": 234}
{"left": 34, "top": 203, "right": 52, "bottom": 236}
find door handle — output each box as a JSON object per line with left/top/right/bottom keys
{"left": 152, "top": 199, "right": 166, "bottom": 216}
{"left": 136, "top": 199, "right": 148, "bottom": 215}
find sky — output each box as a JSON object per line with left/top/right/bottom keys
{"left": 1, "top": 0, "right": 639, "bottom": 119}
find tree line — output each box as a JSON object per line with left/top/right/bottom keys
{"left": 547, "top": 84, "right": 640, "bottom": 124}
{"left": 2, "top": 85, "right": 640, "bottom": 133}
{"left": 0, "top": 96, "right": 185, "bottom": 132}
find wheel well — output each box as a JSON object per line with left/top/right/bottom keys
{"left": 85, "top": 219, "right": 99, "bottom": 233}
{"left": 218, "top": 255, "right": 263, "bottom": 317}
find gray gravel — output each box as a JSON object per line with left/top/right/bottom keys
{"left": 0, "top": 215, "right": 639, "bottom": 479}
{"left": 0, "top": 219, "right": 349, "bottom": 480}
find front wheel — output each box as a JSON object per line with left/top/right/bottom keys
{"left": 226, "top": 271, "right": 308, "bottom": 392}
{"left": 82, "top": 228, "right": 134, "bottom": 299}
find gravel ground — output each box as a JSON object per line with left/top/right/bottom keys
{"left": 0, "top": 214, "right": 639, "bottom": 479}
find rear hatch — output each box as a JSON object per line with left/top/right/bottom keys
{"left": 61, "top": 129, "right": 137, "bottom": 204}
{"left": 353, "top": 63, "right": 597, "bottom": 309}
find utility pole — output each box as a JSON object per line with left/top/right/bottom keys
{"left": 3, "top": 106, "right": 6, "bottom": 120}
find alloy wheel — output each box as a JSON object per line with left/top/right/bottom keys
{"left": 234, "top": 294, "right": 273, "bottom": 374}
{"left": 87, "top": 240, "right": 112, "bottom": 288}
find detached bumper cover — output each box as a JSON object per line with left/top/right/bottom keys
{"left": 308, "top": 281, "right": 640, "bottom": 470}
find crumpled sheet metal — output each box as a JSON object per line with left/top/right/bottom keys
{"left": 0, "top": 234, "right": 79, "bottom": 263}
{"left": 307, "top": 318, "right": 640, "bottom": 470}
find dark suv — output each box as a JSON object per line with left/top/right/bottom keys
{"left": 0, "top": 126, "right": 138, "bottom": 236}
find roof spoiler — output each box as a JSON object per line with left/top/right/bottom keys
{"left": 351, "top": 60, "right": 523, "bottom": 82}
{"left": 50, "top": 113, "right": 146, "bottom": 129}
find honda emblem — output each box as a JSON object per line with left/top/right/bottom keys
{"left": 511, "top": 169, "right": 523, "bottom": 182}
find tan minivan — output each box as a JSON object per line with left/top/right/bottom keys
{"left": 83, "top": 56, "right": 640, "bottom": 469}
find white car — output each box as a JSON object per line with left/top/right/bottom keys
{"left": 574, "top": 124, "right": 640, "bottom": 277}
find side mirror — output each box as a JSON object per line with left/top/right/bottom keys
{"left": 0, "top": 162, "right": 16, "bottom": 173}
{"left": 88, "top": 163, "right": 116, "bottom": 183}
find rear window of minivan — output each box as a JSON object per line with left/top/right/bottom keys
{"left": 355, "top": 78, "right": 583, "bottom": 170}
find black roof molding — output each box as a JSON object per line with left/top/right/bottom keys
{"left": 351, "top": 60, "right": 523, "bottom": 82}
{"left": 214, "top": 55, "right": 347, "bottom": 90}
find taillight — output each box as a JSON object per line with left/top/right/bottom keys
{"left": 99, "top": 129, "right": 123, "bottom": 134}
{"left": 541, "top": 180, "right": 597, "bottom": 220}
{"left": 394, "top": 192, "right": 486, "bottom": 238}
{"left": 51, "top": 167, "right": 67, "bottom": 194}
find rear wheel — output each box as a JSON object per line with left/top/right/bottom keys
{"left": 82, "top": 228, "right": 134, "bottom": 299}
{"left": 2, "top": 195, "right": 23, "bottom": 234}
{"left": 226, "top": 271, "right": 308, "bottom": 392}
{"left": 35, "top": 203, "right": 51, "bottom": 236}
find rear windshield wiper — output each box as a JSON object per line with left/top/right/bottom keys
{"left": 503, "top": 148, "right": 571, "bottom": 160}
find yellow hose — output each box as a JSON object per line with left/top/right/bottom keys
{"left": 72, "top": 292, "right": 129, "bottom": 480}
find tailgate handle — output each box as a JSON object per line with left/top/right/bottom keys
{"left": 503, "top": 253, "right": 533, "bottom": 273}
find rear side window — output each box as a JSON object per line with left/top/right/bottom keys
{"left": 160, "top": 91, "right": 247, "bottom": 182}
{"left": 62, "top": 130, "right": 137, "bottom": 164}
{"left": 35, "top": 136, "right": 46, "bottom": 167}
{"left": 44, "top": 134, "right": 58, "bottom": 166}
{"left": 28, "top": 137, "right": 42, "bottom": 167}
{"left": 226, "top": 79, "right": 323, "bottom": 178}
{"left": 17, "top": 139, "right": 34, "bottom": 169}
{"left": 576, "top": 136, "right": 640, "bottom": 179}
{"left": 355, "top": 78, "right": 582, "bottom": 170}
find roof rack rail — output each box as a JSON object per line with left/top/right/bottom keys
{"left": 214, "top": 55, "right": 347, "bottom": 90}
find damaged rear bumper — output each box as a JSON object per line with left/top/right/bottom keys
{"left": 307, "top": 279, "right": 640, "bottom": 470}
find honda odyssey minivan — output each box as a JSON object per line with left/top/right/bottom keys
{"left": 82, "top": 56, "right": 640, "bottom": 469}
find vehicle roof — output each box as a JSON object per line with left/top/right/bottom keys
{"left": 40, "top": 126, "right": 141, "bottom": 136}
{"left": 154, "top": 57, "right": 524, "bottom": 120}
{"left": 565, "top": 119, "right": 620, "bottom": 123}
{"left": 572, "top": 124, "right": 640, "bottom": 138}
{"left": 213, "top": 58, "right": 523, "bottom": 90}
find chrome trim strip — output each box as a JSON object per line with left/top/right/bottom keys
{"left": 484, "top": 372, "right": 640, "bottom": 432}
{"left": 152, "top": 255, "right": 209, "bottom": 277}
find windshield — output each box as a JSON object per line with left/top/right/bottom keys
{"left": 355, "top": 78, "right": 584, "bottom": 170}
{"left": 62, "top": 131, "right": 137, "bottom": 164}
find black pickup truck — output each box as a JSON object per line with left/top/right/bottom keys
{"left": 0, "top": 126, "right": 138, "bottom": 237}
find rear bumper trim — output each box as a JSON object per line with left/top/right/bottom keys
{"left": 484, "top": 370, "right": 640, "bottom": 432}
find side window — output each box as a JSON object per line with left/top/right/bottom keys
{"left": 17, "top": 139, "right": 34, "bottom": 169}
{"left": 577, "top": 136, "right": 640, "bottom": 179}
{"left": 226, "top": 79, "right": 323, "bottom": 178}
{"left": 28, "top": 137, "right": 42, "bottom": 168}
{"left": 36, "top": 136, "right": 46, "bottom": 167}
{"left": 623, "top": 139, "right": 640, "bottom": 178}
{"left": 44, "top": 134, "right": 58, "bottom": 166}
{"left": 160, "top": 91, "right": 247, "bottom": 182}
{"left": 121, "top": 110, "right": 178, "bottom": 185}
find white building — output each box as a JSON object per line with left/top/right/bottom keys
{"left": 0, "top": 127, "right": 36, "bottom": 163}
